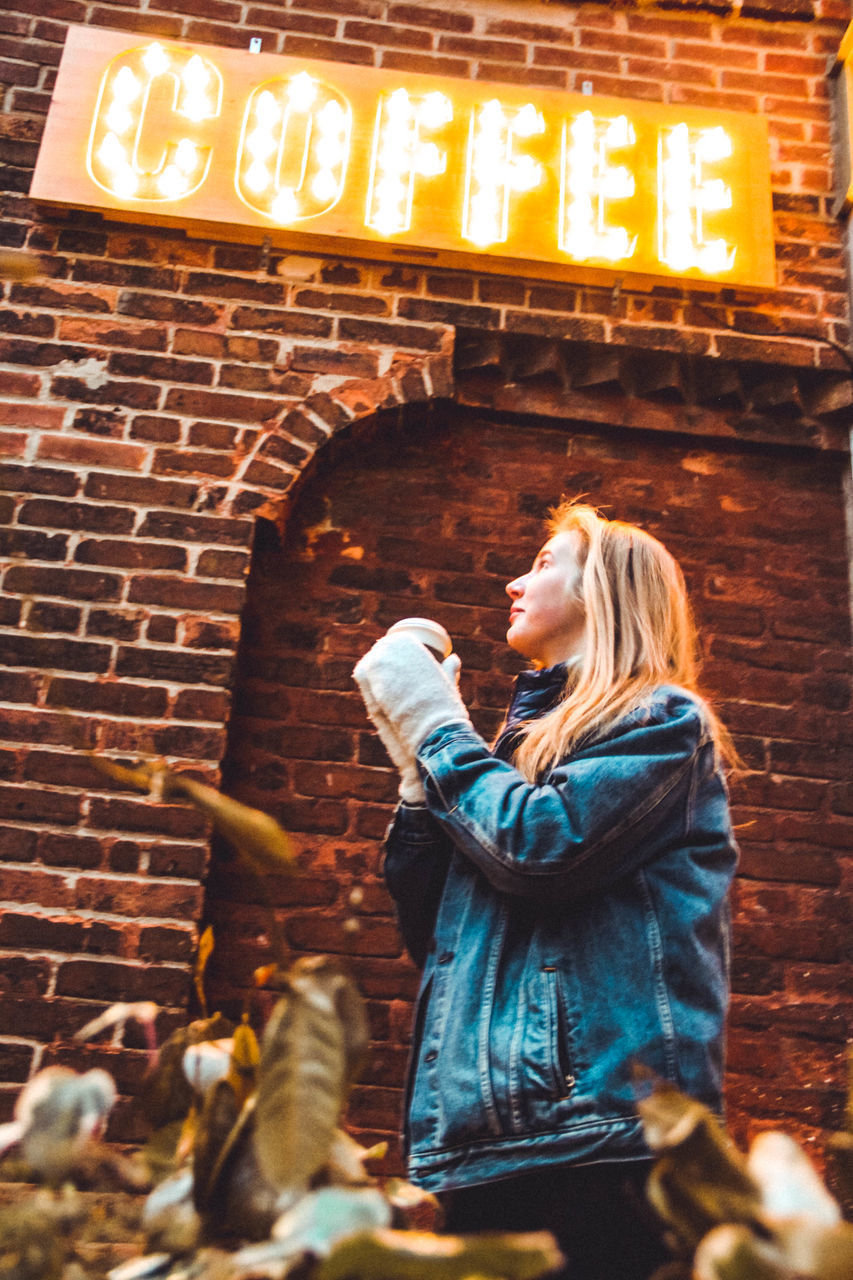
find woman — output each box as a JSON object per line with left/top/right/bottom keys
{"left": 353, "top": 501, "right": 738, "bottom": 1280}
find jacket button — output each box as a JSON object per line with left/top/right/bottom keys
{"left": 424, "top": 1050, "right": 438, "bottom": 1063}
{"left": 438, "top": 951, "right": 454, "bottom": 964}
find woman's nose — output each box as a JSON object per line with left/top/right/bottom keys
{"left": 506, "top": 575, "right": 525, "bottom": 598}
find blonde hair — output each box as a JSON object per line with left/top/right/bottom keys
{"left": 511, "top": 501, "right": 734, "bottom": 780}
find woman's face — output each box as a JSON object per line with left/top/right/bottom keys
{"left": 506, "top": 530, "right": 586, "bottom": 668}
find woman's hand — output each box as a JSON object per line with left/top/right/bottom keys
{"left": 353, "top": 634, "right": 471, "bottom": 764}
{"left": 357, "top": 674, "right": 426, "bottom": 804}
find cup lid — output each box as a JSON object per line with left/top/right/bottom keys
{"left": 386, "top": 617, "right": 452, "bottom": 658}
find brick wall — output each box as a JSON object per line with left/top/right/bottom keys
{"left": 0, "top": 0, "right": 851, "bottom": 1179}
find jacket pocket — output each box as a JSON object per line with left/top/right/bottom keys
{"left": 541, "top": 965, "right": 576, "bottom": 1099}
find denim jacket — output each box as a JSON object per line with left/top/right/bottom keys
{"left": 383, "top": 668, "right": 738, "bottom": 1192}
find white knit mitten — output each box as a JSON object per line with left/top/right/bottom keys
{"left": 356, "top": 673, "right": 425, "bottom": 804}
{"left": 353, "top": 634, "right": 471, "bottom": 757}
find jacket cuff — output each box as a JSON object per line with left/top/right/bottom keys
{"left": 392, "top": 801, "right": 440, "bottom": 837}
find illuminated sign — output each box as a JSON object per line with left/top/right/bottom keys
{"left": 31, "top": 25, "right": 776, "bottom": 288}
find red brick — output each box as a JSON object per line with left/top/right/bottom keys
{"left": 231, "top": 304, "right": 333, "bottom": 336}
{"left": 46, "top": 676, "right": 168, "bottom": 718}
{"left": 89, "top": 8, "right": 183, "bottom": 35}
{"left": 18, "top": 498, "right": 135, "bottom": 533}
{"left": 88, "top": 795, "right": 209, "bottom": 840}
{"left": 0, "top": 526, "right": 68, "bottom": 559}
{"left": 25, "top": 600, "right": 82, "bottom": 632}
{"left": 248, "top": 7, "right": 338, "bottom": 33}
{"left": 0, "top": 400, "right": 67, "bottom": 430}
{"left": 0, "top": 310, "right": 57, "bottom": 337}
{"left": 118, "top": 292, "right": 221, "bottom": 325}
{"left": 136, "top": 510, "right": 254, "bottom": 545}
{"left": 107, "top": 352, "right": 214, "bottom": 385}
{"left": 0, "top": 632, "right": 112, "bottom": 676}
{"left": 55, "top": 958, "right": 190, "bottom": 1005}
{"left": 75, "top": 873, "right": 204, "bottom": 920}
{"left": 138, "top": 924, "right": 197, "bottom": 963}
{"left": 36, "top": 435, "right": 148, "bottom": 469}
{"left": 83, "top": 472, "right": 198, "bottom": 508}
{"left": 130, "top": 415, "right": 182, "bottom": 443}
{"left": 344, "top": 19, "right": 431, "bottom": 48}
{"left": 151, "top": 448, "right": 239, "bottom": 478}
{"left": 4, "top": 563, "right": 123, "bottom": 602}
{"left": 0, "top": 370, "right": 41, "bottom": 397}
{"left": 380, "top": 50, "right": 469, "bottom": 76}
{"left": 172, "top": 688, "right": 232, "bottom": 721}
{"left": 10, "top": 280, "right": 116, "bottom": 313}
{"left": 162, "top": 387, "right": 286, "bottom": 423}
{"left": 386, "top": 4, "right": 473, "bottom": 31}
{"left": 0, "top": 784, "right": 81, "bottom": 826}
{"left": 437, "top": 34, "right": 525, "bottom": 60}
{"left": 114, "top": 644, "right": 234, "bottom": 687}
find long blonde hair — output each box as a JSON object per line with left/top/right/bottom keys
{"left": 512, "top": 501, "right": 733, "bottom": 780}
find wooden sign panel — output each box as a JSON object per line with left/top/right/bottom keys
{"left": 31, "top": 25, "right": 777, "bottom": 288}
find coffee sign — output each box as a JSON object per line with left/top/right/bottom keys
{"left": 31, "top": 25, "right": 776, "bottom": 288}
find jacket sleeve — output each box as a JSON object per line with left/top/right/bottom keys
{"left": 416, "top": 691, "right": 714, "bottom": 903}
{"left": 383, "top": 802, "right": 454, "bottom": 968}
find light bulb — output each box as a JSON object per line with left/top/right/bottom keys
{"left": 271, "top": 187, "right": 298, "bottom": 222}
{"left": 287, "top": 72, "right": 316, "bottom": 111}
{"left": 143, "top": 43, "right": 170, "bottom": 77}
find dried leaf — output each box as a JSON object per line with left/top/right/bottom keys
{"left": 195, "top": 927, "right": 214, "bottom": 1019}
{"left": 229, "top": 1018, "right": 261, "bottom": 1107}
{"left": 326, "top": 1129, "right": 387, "bottom": 1186}
{"left": 166, "top": 774, "right": 294, "bottom": 875}
{"left": 139, "top": 1014, "right": 235, "bottom": 1129}
{"left": 141, "top": 1120, "right": 186, "bottom": 1183}
{"left": 193, "top": 1078, "right": 243, "bottom": 1213}
{"left": 316, "top": 1228, "right": 563, "bottom": 1280}
{"left": 107, "top": 1254, "right": 176, "bottom": 1280}
{"left": 142, "top": 1168, "right": 200, "bottom": 1254}
{"left": 696, "top": 1219, "right": 853, "bottom": 1280}
{"left": 772, "top": 1217, "right": 853, "bottom": 1280}
{"left": 748, "top": 1131, "right": 840, "bottom": 1225}
{"left": 86, "top": 754, "right": 295, "bottom": 873}
{"left": 183, "top": 1039, "right": 235, "bottom": 1095}
{"left": 383, "top": 1177, "right": 438, "bottom": 1213}
{"left": 86, "top": 753, "right": 159, "bottom": 792}
{"left": 194, "top": 1089, "right": 279, "bottom": 1242}
{"left": 0, "top": 1192, "right": 79, "bottom": 1280}
{"left": 693, "top": 1224, "right": 789, "bottom": 1280}
{"left": 75, "top": 1001, "right": 160, "bottom": 1043}
{"left": 272, "top": 1186, "right": 391, "bottom": 1254}
{"left": 6, "top": 1066, "right": 117, "bottom": 1185}
{"left": 638, "top": 1082, "right": 762, "bottom": 1251}
{"left": 253, "top": 958, "right": 363, "bottom": 1196}
{"left": 0, "top": 250, "right": 43, "bottom": 281}
{"left": 324, "top": 962, "right": 369, "bottom": 1089}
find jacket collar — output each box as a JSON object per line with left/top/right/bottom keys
{"left": 493, "top": 662, "right": 571, "bottom": 759}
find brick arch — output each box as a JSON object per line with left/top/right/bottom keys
{"left": 222, "top": 329, "right": 456, "bottom": 529}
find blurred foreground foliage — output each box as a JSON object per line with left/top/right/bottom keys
{"left": 0, "top": 767, "right": 850, "bottom": 1280}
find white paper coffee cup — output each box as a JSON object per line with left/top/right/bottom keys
{"left": 386, "top": 617, "right": 452, "bottom": 661}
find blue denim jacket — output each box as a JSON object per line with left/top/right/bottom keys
{"left": 383, "top": 668, "right": 737, "bottom": 1192}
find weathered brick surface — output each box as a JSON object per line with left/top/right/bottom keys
{"left": 0, "top": 0, "right": 850, "bottom": 1189}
